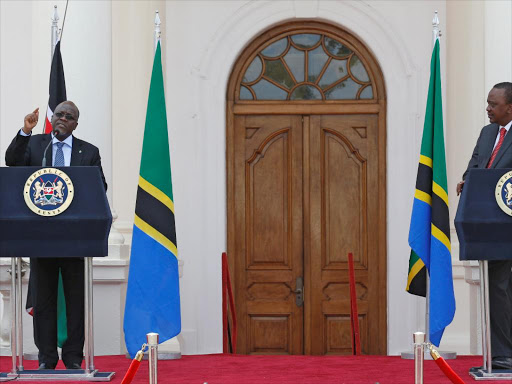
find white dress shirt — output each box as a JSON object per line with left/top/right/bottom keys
{"left": 51, "top": 134, "right": 73, "bottom": 166}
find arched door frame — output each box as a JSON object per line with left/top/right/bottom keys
{"left": 226, "top": 20, "right": 387, "bottom": 354}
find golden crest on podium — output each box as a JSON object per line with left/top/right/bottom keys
{"left": 23, "top": 168, "right": 74, "bottom": 216}
{"left": 495, "top": 170, "right": 512, "bottom": 217}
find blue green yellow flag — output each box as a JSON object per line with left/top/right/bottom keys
{"left": 123, "top": 40, "right": 181, "bottom": 357}
{"left": 407, "top": 39, "right": 455, "bottom": 346}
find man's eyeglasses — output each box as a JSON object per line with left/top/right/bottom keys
{"left": 54, "top": 112, "right": 76, "bottom": 121}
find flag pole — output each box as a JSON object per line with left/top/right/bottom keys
{"left": 154, "top": 10, "right": 161, "bottom": 53}
{"left": 51, "top": 5, "right": 59, "bottom": 56}
{"left": 427, "top": 12, "right": 456, "bottom": 360}
{"left": 425, "top": 10, "right": 441, "bottom": 347}
{"left": 40, "top": 5, "right": 60, "bottom": 135}
{"left": 402, "top": 12, "right": 456, "bottom": 360}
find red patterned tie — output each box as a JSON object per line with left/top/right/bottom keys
{"left": 486, "top": 127, "right": 507, "bottom": 168}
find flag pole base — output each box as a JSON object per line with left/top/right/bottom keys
{"left": 23, "top": 352, "right": 40, "bottom": 360}
{"left": 401, "top": 350, "right": 457, "bottom": 360}
{"left": 124, "top": 351, "right": 181, "bottom": 360}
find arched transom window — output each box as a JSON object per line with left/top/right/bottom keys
{"left": 239, "top": 33, "right": 374, "bottom": 101}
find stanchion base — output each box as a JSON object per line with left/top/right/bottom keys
{"left": 1, "top": 369, "right": 115, "bottom": 381}
{"left": 401, "top": 350, "right": 457, "bottom": 360}
{"left": 469, "top": 368, "right": 512, "bottom": 381}
{"left": 125, "top": 351, "right": 182, "bottom": 360}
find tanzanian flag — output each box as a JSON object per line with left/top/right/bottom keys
{"left": 123, "top": 40, "right": 181, "bottom": 357}
{"left": 406, "top": 39, "right": 455, "bottom": 347}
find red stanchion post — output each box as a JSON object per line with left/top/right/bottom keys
{"left": 222, "top": 252, "right": 228, "bottom": 353}
{"left": 224, "top": 252, "right": 237, "bottom": 354}
{"left": 348, "top": 252, "right": 361, "bottom": 355}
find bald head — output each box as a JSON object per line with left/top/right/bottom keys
{"left": 51, "top": 101, "right": 79, "bottom": 141}
{"left": 57, "top": 101, "right": 80, "bottom": 119}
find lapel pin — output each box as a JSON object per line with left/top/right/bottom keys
{"left": 79, "top": 150, "right": 82, "bottom": 153}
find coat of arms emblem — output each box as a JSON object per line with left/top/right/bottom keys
{"left": 24, "top": 168, "right": 74, "bottom": 216}
{"left": 495, "top": 170, "right": 512, "bottom": 217}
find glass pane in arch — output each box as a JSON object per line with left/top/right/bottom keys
{"left": 325, "top": 78, "right": 360, "bottom": 100}
{"left": 290, "top": 85, "right": 322, "bottom": 100}
{"left": 284, "top": 46, "right": 304, "bottom": 82}
{"left": 252, "top": 78, "right": 288, "bottom": 100}
{"left": 308, "top": 45, "right": 329, "bottom": 83}
{"left": 240, "top": 86, "right": 254, "bottom": 100}
{"left": 324, "top": 37, "right": 352, "bottom": 57}
{"left": 318, "top": 59, "right": 348, "bottom": 89}
{"left": 291, "top": 34, "right": 321, "bottom": 49}
{"left": 349, "top": 56, "right": 370, "bottom": 83}
{"left": 360, "top": 85, "right": 373, "bottom": 99}
{"left": 264, "top": 59, "right": 294, "bottom": 89}
{"left": 243, "top": 56, "right": 263, "bottom": 83}
{"left": 261, "top": 38, "right": 288, "bottom": 58}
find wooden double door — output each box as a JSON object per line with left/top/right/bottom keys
{"left": 230, "top": 113, "right": 386, "bottom": 355}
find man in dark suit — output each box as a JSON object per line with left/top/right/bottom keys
{"left": 457, "top": 82, "right": 512, "bottom": 370}
{"left": 5, "top": 101, "right": 107, "bottom": 370}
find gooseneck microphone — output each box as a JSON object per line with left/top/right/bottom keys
{"left": 42, "top": 130, "right": 59, "bottom": 167}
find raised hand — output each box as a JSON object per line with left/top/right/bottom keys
{"left": 23, "top": 107, "right": 39, "bottom": 135}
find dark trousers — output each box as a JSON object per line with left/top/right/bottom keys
{"left": 489, "top": 260, "right": 512, "bottom": 358}
{"left": 30, "top": 257, "right": 85, "bottom": 367}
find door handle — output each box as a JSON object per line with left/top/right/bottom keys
{"left": 293, "top": 277, "right": 304, "bottom": 307}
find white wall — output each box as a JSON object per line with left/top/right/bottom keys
{"left": 2, "top": 0, "right": 511, "bottom": 356}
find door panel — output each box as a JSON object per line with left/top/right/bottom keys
{"left": 234, "top": 115, "right": 304, "bottom": 354}
{"left": 233, "top": 114, "right": 385, "bottom": 355}
{"left": 308, "top": 115, "right": 383, "bottom": 355}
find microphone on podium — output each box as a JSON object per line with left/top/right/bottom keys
{"left": 42, "top": 130, "right": 59, "bottom": 167}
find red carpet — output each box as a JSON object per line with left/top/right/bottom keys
{"left": 1, "top": 354, "right": 510, "bottom": 383}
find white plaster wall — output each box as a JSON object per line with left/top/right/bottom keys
{"left": 111, "top": 0, "right": 166, "bottom": 237}
{"left": 2, "top": 0, "right": 511, "bottom": 357}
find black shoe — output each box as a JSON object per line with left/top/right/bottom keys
{"left": 492, "top": 357, "right": 512, "bottom": 370}
{"left": 38, "top": 362, "right": 56, "bottom": 370}
{"left": 65, "top": 362, "right": 82, "bottom": 370}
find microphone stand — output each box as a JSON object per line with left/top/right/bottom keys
{"left": 41, "top": 131, "right": 59, "bottom": 167}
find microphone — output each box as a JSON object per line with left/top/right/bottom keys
{"left": 42, "top": 130, "right": 59, "bottom": 167}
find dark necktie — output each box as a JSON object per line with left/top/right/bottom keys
{"left": 54, "top": 142, "right": 65, "bottom": 167}
{"left": 486, "top": 127, "right": 507, "bottom": 168}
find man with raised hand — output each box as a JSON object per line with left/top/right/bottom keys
{"left": 5, "top": 101, "right": 106, "bottom": 370}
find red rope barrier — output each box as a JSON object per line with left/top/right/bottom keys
{"left": 225, "top": 253, "right": 237, "bottom": 353}
{"left": 222, "top": 252, "right": 237, "bottom": 353}
{"left": 222, "top": 253, "right": 228, "bottom": 353}
{"left": 121, "top": 346, "right": 145, "bottom": 384}
{"left": 429, "top": 345, "right": 466, "bottom": 384}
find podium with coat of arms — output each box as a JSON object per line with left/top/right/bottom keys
{"left": 455, "top": 168, "right": 512, "bottom": 381}
{"left": 0, "top": 166, "right": 114, "bottom": 381}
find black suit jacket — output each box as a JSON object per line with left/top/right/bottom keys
{"left": 5, "top": 132, "right": 107, "bottom": 190}
{"left": 463, "top": 123, "right": 512, "bottom": 179}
